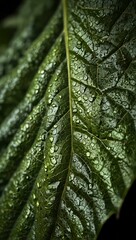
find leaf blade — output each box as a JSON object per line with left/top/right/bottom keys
{"left": 0, "top": 0, "right": 136, "bottom": 239}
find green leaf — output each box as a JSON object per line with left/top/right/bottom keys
{"left": 0, "top": 0, "right": 136, "bottom": 239}
{"left": 0, "top": 0, "right": 58, "bottom": 77}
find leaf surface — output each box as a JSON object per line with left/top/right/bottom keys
{"left": 0, "top": 0, "right": 136, "bottom": 239}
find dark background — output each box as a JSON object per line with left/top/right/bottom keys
{"left": 0, "top": 0, "right": 24, "bottom": 20}
{"left": 0, "top": 0, "right": 136, "bottom": 239}
{"left": 98, "top": 180, "right": 136, "bottom": 240}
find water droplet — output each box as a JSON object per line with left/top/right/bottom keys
{"left": 72, "top": 81, "right": 76, "bottom": 86}
{"left": 73, "top": 108, "right": 77, "bottom": 113}
{"left": 67, "top": 186, "right": 70, "bottom": 191}
{"left": 70, "top": 173, "right": 74, "bottom": 181}
{"left": 50, "top": 137, "right": 54, "bottom": 142}
{"left": 45, "top": 166, "right": 48, "bottom": 172}
{"left": 130, "top": 80, "right": 135, "bottom": 86}
{"left": 55, "top": 146, "right": 58, "bottom": 151}
{"left": 33, "top": 194, "right": 36, "bottom": 200}
{"left": 51, "top": 157, "right": 57, "bottom": 165}
{"left": 50, "top": 147, "right": 54, "bottom": 154}
{"left": 86, "top": 152, "right": 90, "bottom": 157}
{"left": 8, "top": 202, "right": 12, "bottom": 207}
{"left": 35, "top": 89, "right": 39, "bottom": 94}
{"left": 84, "top": 96, "right": 88, "bottom": 101}
{"left": 46, "top": 189, "right": 50, "bottom": 194}
{"left": 48, "top": 99, "right": 52, "bottom": 104}
{"left": 25, "top": 123, "right": 29, "bottom": 129}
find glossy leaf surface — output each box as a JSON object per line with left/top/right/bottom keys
{"left": 0, "top": 0, "right": 136, "bottom": 239}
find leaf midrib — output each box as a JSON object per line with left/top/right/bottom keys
{"left": 63, "top": 0, "right": 73, "bottom": 154}
{"left": 49, "top": 0, "right": 74, "bottom": 238}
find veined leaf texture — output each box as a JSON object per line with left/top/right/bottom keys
{"left": 0, "top": 0, "right": 136, "bottom": 239}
